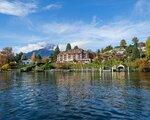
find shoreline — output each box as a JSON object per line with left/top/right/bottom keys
{"left": 0, "top": 68, "right": 142, "bottom": 73}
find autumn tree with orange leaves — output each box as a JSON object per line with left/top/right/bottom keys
{"left": 0, "top": 47, "right": 14, "bottom": 67}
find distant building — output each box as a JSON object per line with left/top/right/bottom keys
{"left": 21, "top": 54, "right": 32, "bottom": 65}
{"left": 112, "top": 47, "right": 126, "bottom": 60}
{"left": 22, "top": 59, "right": 32, "bottom": 65}
{"left": 112, "top": 64, "right": 126, "bottom": 72}
{"left": 57, "top": 48, "right": 91, "bottom": 63}
{"left": 138, "top": 42, "right": 146, "bottom": 52}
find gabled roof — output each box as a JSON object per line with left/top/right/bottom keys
{"left": 58, "top": 48, "right": 86, "bottom": 55}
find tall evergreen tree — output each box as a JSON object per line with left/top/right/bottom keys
{"left": 54, "top": 45, "right": 60, "bottom": 55}
{"left": 132, "top": 46, "right": 140, "bottom": 60}
{"left": 51, "top": 45, "right": 60, "bottom": 62}
{"left": 96, "top": 49, "right": 100, "bottom": 54}
{"left": 125, "top": 44, "right": 133, "bottom": 57}
{"left": 131, "top": 37, "right": 140, "bottom": 60}
{"left": 132, "top": 37, "right": 139, "bottom": 46}
{"left": 66, "top": 43, "right": 71, "bottom": 51}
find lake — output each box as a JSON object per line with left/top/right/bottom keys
{"left": 0, "top": 71, "right": 150, "bottom": 120}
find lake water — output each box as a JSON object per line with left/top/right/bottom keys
{"left": 0, "top": 71, "right": 150, "bottom": 120}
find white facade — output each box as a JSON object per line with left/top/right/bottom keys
{"left": 22, "top": 59, "right": 32, "bottom": 65}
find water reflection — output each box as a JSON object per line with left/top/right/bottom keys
{"left": 0, "top": 71, "right": 150, "bottom": 120}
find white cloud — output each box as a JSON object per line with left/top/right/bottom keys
{"left": 41, "top": 20, "right": 150, "bottom": 50}
{"left": 15, "top": 39, "right": 90, "bottom": 53}
{"left": 1, "top": 0, "right": 150, "bottom": 53}
{"left": 15, "top": 41, "right": 55, "bottom": 53}
{"left": 15, "top": 42, "right": 48, "bottom": 53}
{"left": 0, "top": 0, "right": 37, "bottom": 16}
{"left": 133, "top": 0, "right": 150, "bottom": 16}
{"left": 43, "top": 3, "right": 62, "bottom": 10}
{"left": 9, "top": 19, "right": 150, "bottom": 53}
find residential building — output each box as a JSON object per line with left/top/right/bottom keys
{"left": 138, "top": 42, "right": 146, "bottom": 52}
{"left": 22, "top": 59, "right": 32, "bottom": 65}
{"left": 57, "top": 48, "right": 91, "bottom": 63}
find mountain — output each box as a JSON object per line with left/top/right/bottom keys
{"left": 25, "top": 44, "right": 54, "bottom": 58}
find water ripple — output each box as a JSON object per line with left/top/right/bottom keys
{"left": 1, "top": 72, "right": 150, "bottom": 120}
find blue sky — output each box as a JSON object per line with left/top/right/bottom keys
{"left": 0, "top": 0, "right": 150, "bottom": 53}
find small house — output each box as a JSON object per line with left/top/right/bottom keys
{"left": 22, "top": 59, "right": 32, "bottom": 65}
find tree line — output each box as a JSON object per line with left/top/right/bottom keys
{"left": 0, "top": 36, "right": 150, "bottom": 71}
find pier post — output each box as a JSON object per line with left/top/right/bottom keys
{"left": 99, "top": 67, "right": 102, "bottom": 76}
{"left": 127, "top": 66, "right": 130, "bottom": 80}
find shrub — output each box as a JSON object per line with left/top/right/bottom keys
{"left": 20, "top": 64, "right": 35, "bottom": 72}
{"left": 1, "top": 64, "right": 11, "bottom": 71}
{"left": 9, "top": 62, "right": 17, "bottom": 69}
{"left": 35, "top": 66, "right": 44, "bottom": 72}
{"left": 136, "top": 58, "right": 150, "bottom": 72}
{"left": 54, "top": 63, "right": 70, "bottom": 69}
{"left": 41, "top": 63, "right": 54, "bottom": 70}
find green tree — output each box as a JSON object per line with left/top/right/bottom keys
{"left": 54, "top": 45, "right": 60, "bottom": 55}
{"left": 96, "top": 49, "right": 100, "bottom": 55}
{"left": 132, "top": 46, "right": 140, "bottom": 60}
{"left": 66, "top": 43, "right": 71, "bottom": 51}
{"left": 125, "top": 44, "right": 133, "bottom": 58}
{"left": 145, "top": 37, "right": 150, "bottom": 59}
{"left": 36, "top": 54, "right": 42, "bottom": 64}
{"left": 51, "top": 45, "right": 60, "bottom": 62}
{"left": 120, "top": 39, "right": 127, "bottom": 49}
{"left": 14, "top": 52, "right": 23, "bottom": 63}
{"left": 132, "top": 37, "right": 139, "bottom": 46}
{"left": 103, "top": 45, "right": 113, "bottom": 52}
{"left": 37, "top": 54, "right": 42, "bottom": 60}
{"left": 101, "top": 48, "right": 104, "bottom": 53}
{"left": 74, "top": 45, "right": 79, "bottom": 49}
{"left": 2, "top": 47, "right": 12, "bottom": 54}
{"left": 131, "top": 37, "right": 140, "bottom": 60}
